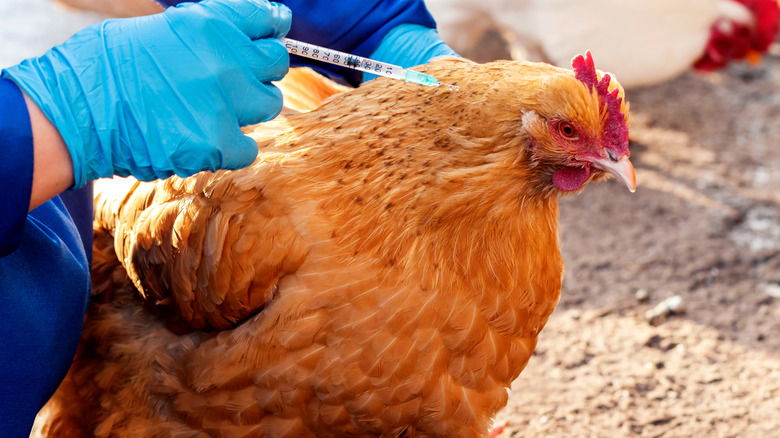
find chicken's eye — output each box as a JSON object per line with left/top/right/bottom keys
{"left": 558, "top": 121, "right": 578, "bottom": 140}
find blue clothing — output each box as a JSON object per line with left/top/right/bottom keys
{"left": 0, "top": 199, "right": 90, "bottom": 437}
{"left": 58, "top": 184, "right": 94, "bottom": 265}
{"left": 0, "top": 78, "right": 91, "bottom": 437}
{"left": 0, "top": 78, "right": 33, "bottom": 256}
{"left": 159, "top": 0, "right": 440, "bottom": 86}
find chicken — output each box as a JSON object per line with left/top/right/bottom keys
{"left": 426, "top": 0, "right": 780, "bottom": 88}
{"left": 36, "top": 54, "right": 635, "bottom": 437}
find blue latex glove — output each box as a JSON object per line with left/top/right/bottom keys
{"left": 365, "top": 23, "right": 457, "bottom": 82}
{"left": 2, "top": 0, "right": 291, "bottom": 189}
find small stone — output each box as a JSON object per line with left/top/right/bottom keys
{"left": 664, "top": 295, "right": 686, "bottom": 313}
{"left": 635, "top": 289, "right": 650, "bottom": 303}
{"left": 763, "top": 283, "right": 780, "bottom": 299}
{"left": 645, "top": 295, "right": 685, "bottom": 325}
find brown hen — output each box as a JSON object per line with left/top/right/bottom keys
{"left": 37, "top": 55, "right": 635, "bottom": 437}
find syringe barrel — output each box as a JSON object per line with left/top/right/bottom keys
{"left": 282, "top": 38, "right": 406, "bottom": 81}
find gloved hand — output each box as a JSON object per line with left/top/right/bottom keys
{"left": 365, "top": 23, "right": 457, "bottom": 82}
{"left": 2, "top": 0, "right": 291, "bottom": 189}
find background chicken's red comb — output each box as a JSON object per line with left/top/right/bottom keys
{"left": 571, "top": 52, "right": 629, "bottom": 155}
{"left": 737, "top": 0, "right": 780, "bottom": 51}
{"left": 694, "top": 0, "right": 779, "bottom": 71}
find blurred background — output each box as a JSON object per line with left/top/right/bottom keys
{"left": 0, "top": 0, "right": 104, "bottom": 68}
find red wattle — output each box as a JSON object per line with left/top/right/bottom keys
{"left": 553, "top": 166, "right": 591, "bottom": 192}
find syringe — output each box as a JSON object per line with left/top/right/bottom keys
{"left": 282, "top": 38, "right": 457, "bottom": 89}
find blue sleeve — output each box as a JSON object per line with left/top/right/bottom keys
{"left": 0, "top": 198, "right": 91, "bottom": 438}
{"left": 0, "top": 78, "right": 34, "bottom": 257}
{"left": 157, "top": 0, "right": 439, "bottom": 86}
{"left": 58, "top": 183, "right": 94, "bottom": 265}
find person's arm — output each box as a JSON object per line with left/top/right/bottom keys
{"left": 24, "top": 91, "right": 74, "bottom": 210}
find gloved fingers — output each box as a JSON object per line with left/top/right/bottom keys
{"left": 200, "top": 0, "right": 291, "bottom": 40}
{"left": 233, "top": 81, "right": 284, "bottom": 127}
{"left": 241, "top": 38, "right": 289, "bottom": 83}
{"left": 165, "top": 129, "right": 257, "bottom": 178}
{"left": 218, "top": 132, "right": 261, "bottom": 171}
{"left": 170, "top": 129, "right": 259, "bottom": 174}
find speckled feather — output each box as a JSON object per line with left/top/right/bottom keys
{"left": 38, "top": 58, "right": 630, "bottom": 437}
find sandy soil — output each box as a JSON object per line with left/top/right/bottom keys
{"left": 5, "top": 3, "right": 780, "bottom": 437}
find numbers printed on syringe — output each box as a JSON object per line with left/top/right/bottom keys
{"left": 285, "top": 41, "right": 296, "bottom": 53}
{"left": 283, "top": 40, "right": 395, "bottom": 75}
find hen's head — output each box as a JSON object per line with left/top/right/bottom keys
{"left": 514, "top": 52, "right": 635, "bottom": 195}
{"left": 695, "top": 0, "right": 780, "bottom": 71}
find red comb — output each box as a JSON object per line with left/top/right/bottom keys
{"left": 572, "top": 51, "right": 599, "bottom": 89}
{"left": 571, "top": 51, "right": 629, "bottom": 156}
{"left": 735, "top": 0, "right": 779, "bottom": 52}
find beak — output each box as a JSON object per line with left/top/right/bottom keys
{"left": 590, "top": 155, "right": 636, "bottom": 192}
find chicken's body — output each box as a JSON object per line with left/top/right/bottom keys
{"left": 38, "top": 58, "right": 634, "bottom": 437}
{"left": 427, "top": 0, "right": 779, "bottom": 88}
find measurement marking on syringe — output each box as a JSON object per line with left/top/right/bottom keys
{"left": 281, "top": 38, "right": 458, "bottom": 90}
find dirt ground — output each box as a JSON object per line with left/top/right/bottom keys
{"left": 462, "top": 36, "right": 780, "bottom": 438}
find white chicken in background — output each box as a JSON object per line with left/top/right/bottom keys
{"left": 427, "top": 0, "right": 780, "bottom": 88}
